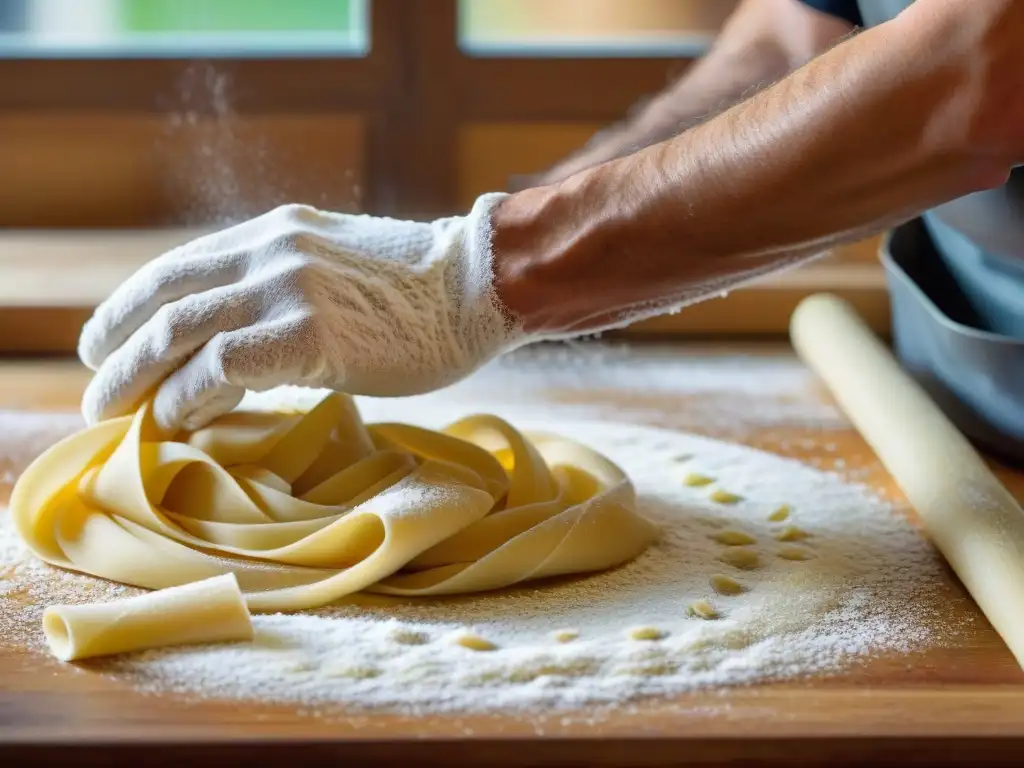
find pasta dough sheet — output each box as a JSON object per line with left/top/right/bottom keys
{"left": 12, "top": 392, "right": 658, "bottom": 632}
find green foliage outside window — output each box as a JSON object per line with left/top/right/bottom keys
{"left": 119, "top": 0, "right": 356, "bottom": 33}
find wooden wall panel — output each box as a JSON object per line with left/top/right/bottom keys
{"left": 0, "top": 229, "right": 208, "bottom": 307}
{"left": 458, "top": 122, "right": 598, "bottom": 206}
{"left": 0, "top": 113, "right": 366, "bottom": 227}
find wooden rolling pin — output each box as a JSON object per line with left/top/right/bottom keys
{"left": 791, "top": 293, "right": 1024, "bottom": 669}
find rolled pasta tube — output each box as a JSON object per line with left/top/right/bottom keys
{"left": 790, "top": 294, "right": 1024, "bottom": 669}
{"left": 42, "top": 573, "right": 253, "bottom": 661}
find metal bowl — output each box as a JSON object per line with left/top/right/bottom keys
{"left": 881, "top": 217, "right": 1024, "bottom": 465}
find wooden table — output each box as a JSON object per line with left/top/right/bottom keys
{"left": 2, "top": 350, "right": 1024, "bottom": 767}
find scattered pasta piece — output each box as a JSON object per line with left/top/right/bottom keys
{"left": 554, "top": 629, "right": 579, "bottom": 643}
{"left": 323, "top": 664, "right": 382, "bottom": 680}
{"left": 711, "top": 530, "right": 757, "bottom": 546}
{"left": 391, "top": 629, "right": 430, "bottom": 646}
{"left": 684, "top": 473, "right": 715, "bottom": 487}
{"left": 768, "top": 504, "right": 791, "bottom": 522}
{"left": 774, "top": 525, "right": 811, "bottom": 542}
{"left": 619, "top": 662, "right": 678, "bottom": 677}
{"left": 279, "top": 654, "right": 317, "bottom": 673}
{"left": 777, "top": 546, "right": 814, "bottom": 561}
{"left": 709, "top": 489, "right": 743, "bottom": 505}
{"left": 721, "top": 629, "right": 755, "bottom": 650}
{"left": 709, "top": 574, "right": 745, "bottom": 596}
{"left": 3, "top": 586, "right": 32, "bottom": 605}
{"left": 508, "top": 658, "right": 598, "bottom": 683}
{"left": 688, "top": 599, "right": 719, "bottom": 620}
{"left": 454, "top": 633, "right": 498, "bottom": 651}
{"left": 629, "top": 626, "right": 667, "bottom": 641}
{"left": 718, "top": 548, "right": 761, "bottom": 571}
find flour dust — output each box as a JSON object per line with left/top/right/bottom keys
{"left": 0, "top": 380, "right": 960, "bottom": 714}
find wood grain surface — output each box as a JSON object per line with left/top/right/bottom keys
{"left": 2, "top": 352, "right": 1024, "bottom": 767}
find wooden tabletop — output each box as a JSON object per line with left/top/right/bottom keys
{"left": 3, "top": 350, "right": 1024, "bottom": 767}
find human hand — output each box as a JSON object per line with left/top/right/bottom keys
{"left": 79, "top": 193, "right": 526, "bottom": 431}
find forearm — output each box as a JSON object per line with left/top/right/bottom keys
{"left": 619, "top": 39, "right": 790, "bottom": 151}
{"left": 608, "top": 0, "right": 852, "bottom": 149}
{"left": 529, "top": 0, "right": 854, "bottom": 187}
{"left": 494, "top": 0, "right": 1022, "bottom": 334}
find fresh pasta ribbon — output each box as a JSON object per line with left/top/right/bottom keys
{"left": 12, "top": 393, "right": 658, "bottom": 614}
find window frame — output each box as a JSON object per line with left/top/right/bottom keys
{"left": 0, "top": 0, "right": 888, "bottom": 349}
{"left": 0, "top": 0, "right": 697, "bottom": 218}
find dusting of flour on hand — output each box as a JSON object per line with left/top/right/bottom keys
{"left": 0, "top": 388, "right": 956, "bottom": 714}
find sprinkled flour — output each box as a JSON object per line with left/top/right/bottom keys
{"left": 469, "top": 343, "right": 848, "bottom": 436}
{"left": 0, "top": 389, "right": 957, "bottom": 714}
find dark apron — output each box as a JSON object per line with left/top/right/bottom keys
{"left": 857, "top": 1, "right": 1024, "bottom": 461}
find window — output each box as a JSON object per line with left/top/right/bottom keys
{"left": 0, "top": 0, "right": 886, "bottom": 352}
{"left": 0, "top": 0, "right": 368, "bottom": 56}
{"left": 460, "top": 0, "right": 735, "bottom": 56}
{"left": 1, "top": 0, "right": 737, "bottom": 225}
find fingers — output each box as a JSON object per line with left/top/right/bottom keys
{"left": 79, "top": 243, "right": 245, "bottom": 371}
{"left": 81, "top": 284, "right": 260, "bottom": 426}
{"left": 152, "top": 315, "right": 316, "bottom": 432}
{"left": 151, "top": 332, "right": 248, "bottom": 433}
